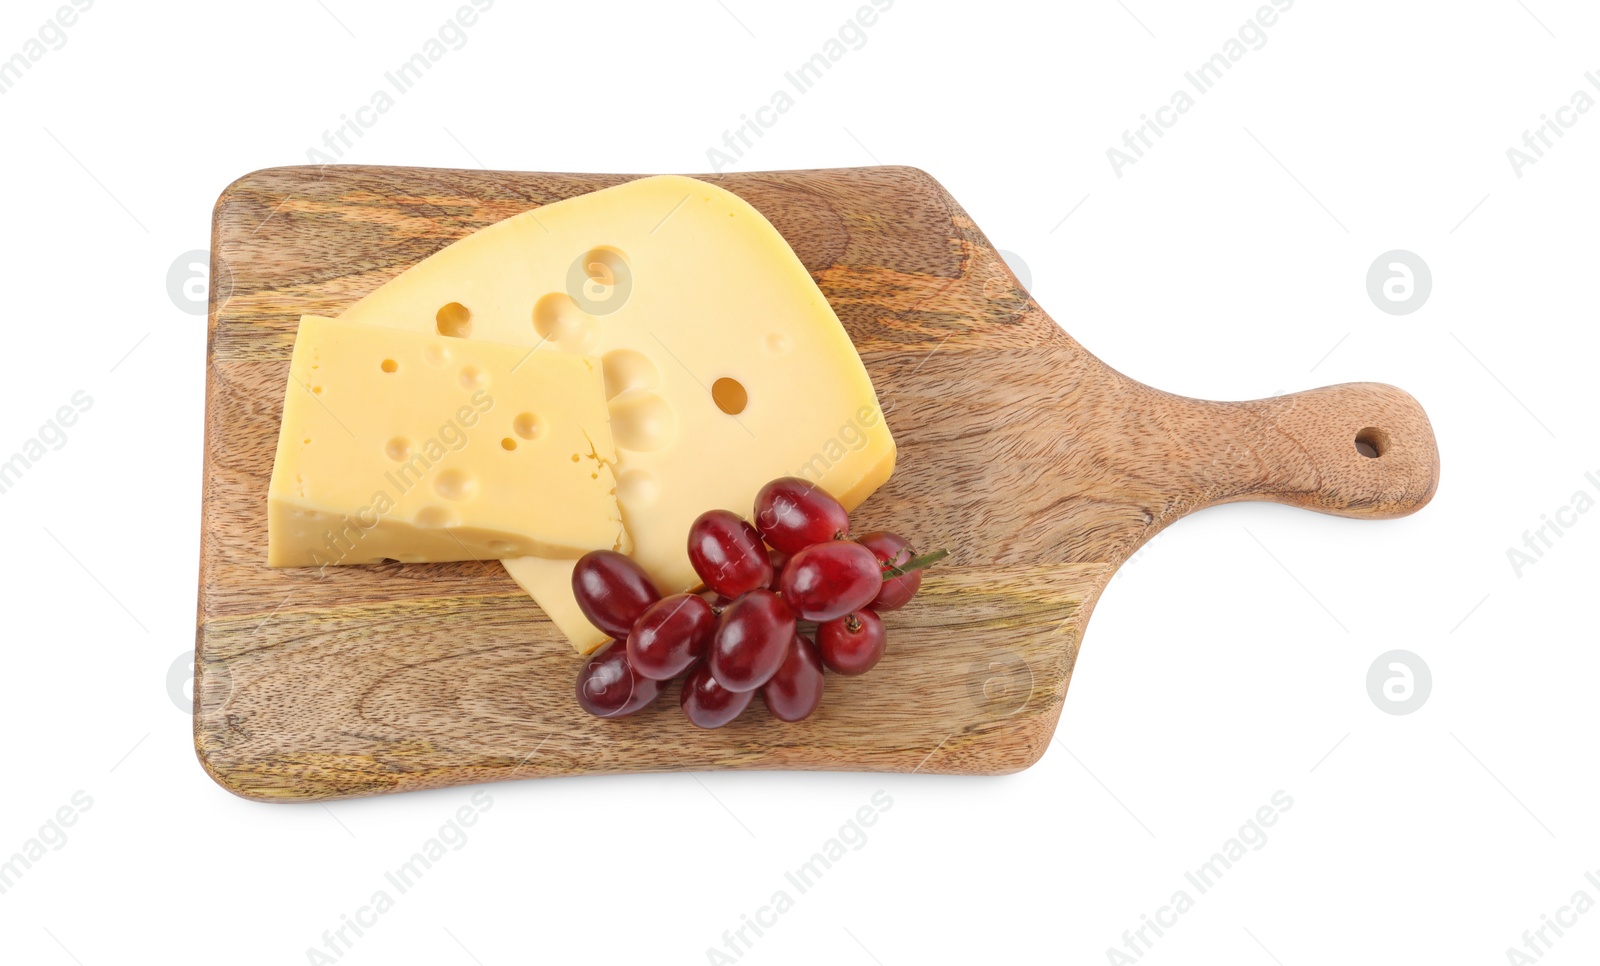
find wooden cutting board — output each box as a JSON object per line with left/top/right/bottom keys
{"left": 197, "top": 164, "right": 1439, "bottom": 802}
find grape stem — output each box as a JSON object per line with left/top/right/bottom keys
{"left": 881, "top": 548, "right": 949, "bottom": 579}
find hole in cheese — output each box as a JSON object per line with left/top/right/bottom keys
{"left": 711, "top": 377, "right": 748, "bottom": 416}
{"left": 567, "top": 247, "right": 632, "bottom": 316}
{"left": 513, "top": 413, "right": 542, "bottom": 439}
{"left": 413, "top": 505, "right": 458, "bottom": 528}
{"left": 381, "top": 359, "right": 398, "bottom": 373}
{"left": 601, "top": 349, "right": 659, "bottom": 400}
{"left": 436, "top": 302, "right": 472, "bottom": 339}
{"left": 386, "top": 437, "right": 412, "bottom": 461}
{"left": 434, "top": 469, "right": 477, "bottom": 502}
{"left": 608, "top": 389, "right": 677, "bottom": 452}
{"left": 616, "top": 469, "right": 659, "bottom": 507}
{"left": 533, "top": 292, "right": 599, "bottom": 352}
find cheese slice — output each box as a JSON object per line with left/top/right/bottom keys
{"left": 267, "top": 314, "right": 625, "bottom": 568}
{"left": 336, "top": 176, "right": 896, "bottom": 651}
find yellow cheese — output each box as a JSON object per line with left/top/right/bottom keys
{"left": 267, "top": 314, "right": 625, "bottom": 568}
{"left": 336, "top": 176, "right": 895, "bottom": 651}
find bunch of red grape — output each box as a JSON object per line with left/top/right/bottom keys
{"left": 572, "top": 477, "right": 941, "bottom": 728}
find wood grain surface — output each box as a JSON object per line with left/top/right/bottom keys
{"left": 197, "top": 164, "right": 1440, "bottom": 802}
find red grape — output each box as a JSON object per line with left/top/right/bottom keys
{"left": 572, "top": 550, "right": 660, "bottom": 638}
{"left": 762, "top": 633, "right": 825, "bottom": 722}
{"left": 687, "top": 510, "right": 772, "bottom": 598}
{"left": 626, "top": 593, "right": 716, "bottom": 681}
{"left": 779, "top": 540, "right": 883, "bottom": 622}
{"left": 698, "top": 589, "right": 733, "bottom": 611}
{"left": 576, "top": 641, "right": 663, "bottom": 717}
{"left": 817, "top": 609, "right": 885, "bottom": 675}
{"left": 681, "top": 663, "right": 753, "bottom": 728}
{"left": 858, "top": 530, "right": 922, "bottom": 611}
{"left": 710, "top": 589, "right": 796, "bottom": 691}
{"left": 766, "top": 547, "right": 789, "bottom": 591}
{"left": 753, "top": 477, "right": 850, "bottom": 554}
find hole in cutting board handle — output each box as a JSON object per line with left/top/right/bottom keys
{"left": 1355, "top": 427, "right": 1387, "bottom": 459}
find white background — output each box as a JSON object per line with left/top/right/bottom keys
{"left": 1, "top": 1, "right": 1597, "bottom": 963}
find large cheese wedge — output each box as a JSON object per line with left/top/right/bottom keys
{"left": 337, "top": 176, "right": 895, "bottom": 651}
{"left": 267, "top": 314, "right": 626, "bottom": 568}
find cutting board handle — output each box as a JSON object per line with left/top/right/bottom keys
{"left": 1172, "top": 381, "right": 1441, "bottom": 519}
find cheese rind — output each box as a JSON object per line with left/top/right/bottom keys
{"left": 267, "top": 314, "right": 624, "bottom": 568}
{"left": 336, "top": 176, "right": 895, "bottom": 650}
